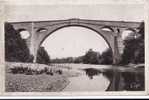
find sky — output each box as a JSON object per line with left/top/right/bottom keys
{"left": 41, "top": 27, "right": 109, "bottom": 59}
{"left": 5, "top": 4, "right": 144, "bottom": 59}
{"left": 6, "top": 4, "right": 144, "bottom": 22}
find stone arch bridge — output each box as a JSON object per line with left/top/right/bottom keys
{"left": 8, "top": 18, "right": 141, "bottom": 64}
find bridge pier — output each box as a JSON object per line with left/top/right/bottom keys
{"left": 112, "top": 31, "right": 122, "bottom": 65}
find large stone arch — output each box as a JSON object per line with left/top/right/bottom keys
{"left": 39, "top": 25, "right": 113, "bottom": 51}
{"left": 9, "top": 18, "right": 141, "bottom": 64}
{"left": 38, "top": 25, "right": 115, "bottom": 63}
{"left": 35, "top": 25, "right": 118, "bottom": 64}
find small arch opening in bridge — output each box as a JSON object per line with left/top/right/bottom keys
{"left": 41, "top": 26, "right": 110, "bottom": 59}
{"left": 18, "top": 29, "right": 30, "bottom": 39}
{"left": 37, "top": 28, "right": 48, "bottom": 33}
{"left": 121, "top": 29, "right": 136, "bottom": 40}
{"left": 101, "top": 26, "right": 114, "bottom": 32}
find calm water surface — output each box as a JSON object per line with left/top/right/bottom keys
{"left": 62, "top": 65, "right": 144, "bottom": 91}
{"left": 63, "top": 68, "right": 110, "bottom": 91}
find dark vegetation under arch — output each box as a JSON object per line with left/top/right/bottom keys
{"left": 51, "top": 48, "right": 113, "bottom": 65}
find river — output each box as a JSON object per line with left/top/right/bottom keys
{"left": 63, "top": 73, "right": 110, "bottom": 91}
{"left": 63, "top": 67, "right": 111, "bottom": 91}
{"left": 59, "top": 64, "right": 144, "bottom": 91}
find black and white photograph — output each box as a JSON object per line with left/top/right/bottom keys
{"left": 2, "top": 0, "right": 147, "bottom": 95}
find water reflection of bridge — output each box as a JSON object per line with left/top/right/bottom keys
{"left": 51, "top": 63, "right": 144, "bottom": 91}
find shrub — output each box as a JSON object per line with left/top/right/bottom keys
{"left": 46, "top": 69, "right": 53, "bottom": 75}
{"left": 25, "top": 68, "right": 34, "bottom": 75}
{"left": 56, "top": 69, "right": 62, "bottom": 75}
{"left": 9, "top": 63, "right": 57, "bottom": 76}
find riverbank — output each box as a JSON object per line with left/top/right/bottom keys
{"left": 6, "top": 73, "right": 69, "bottom": 92}
{"left": 5, "top": 62, "right": 80, "bottom": 92}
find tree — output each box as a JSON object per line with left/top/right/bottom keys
{"left": 5, "top": 23, "right": 33, "bottom": 62}
{"left": 83, "top": 49, "right": 101, "bottom": 64}
{"left": 121, "top": 22, "right": 144, "bottom": 64}
{"left": 134, "top": 22, "right": 144, "bottom": 63}
{"left": 36, "top": 46, "right": 50, "bottom": 64}
{"left": 74, "top": 56, "right": 84, "bottom": 63}
{"left": 121, "top": 39, "right": 138, "bottom": 64}
{"left": 100, "top": 48, "right": 113, "bottom": 64}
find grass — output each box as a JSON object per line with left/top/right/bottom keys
{"left": 5, "top": 73, "right": 69, "bottom": 92}
{"left": 5, "top": 62, "right": 72, "bottom": 92}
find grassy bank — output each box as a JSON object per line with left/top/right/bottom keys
{"left": 5, "top": 62, "right": 80, "bottom": 92}
{"left": 6, "top": 73, "right": 69, "bottom": 92}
